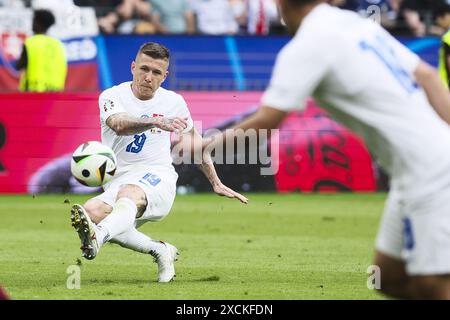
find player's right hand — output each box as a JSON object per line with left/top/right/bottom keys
{"left": 156, "top": 117, "right": 188, "bottom": 133}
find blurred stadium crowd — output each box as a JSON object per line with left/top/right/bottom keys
{"left": 1, "top": 0, "right": 450, "bottom": 36}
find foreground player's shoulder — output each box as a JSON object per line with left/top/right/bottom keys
{"left": 284, "top": 22, "right": 331, "bottom": 61}
{"left": 295, "top": 4, "right": 357, "bottom": 47}
{"left": 275, "top": 30, "right": 329, "bottom": 72}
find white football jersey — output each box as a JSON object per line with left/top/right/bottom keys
{"left": 262, "top": 3, "right": 450, "bottom": 200}
{"left": 98, "top": 82, "right": 194, "bottom": 175}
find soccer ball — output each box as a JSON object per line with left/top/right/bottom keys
{"left": 70, "top": 141, "right": 117, "bottom": 187}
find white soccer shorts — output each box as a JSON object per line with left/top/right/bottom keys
{"left": 93, "top": 165, "right": 177, "bottom": 228}
{"left": 376, "top": 187, "right": 450, "bottom": 275}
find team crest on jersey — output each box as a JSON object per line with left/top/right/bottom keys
{"left": 103, "top": 99, "right": 114, "bottom": 112}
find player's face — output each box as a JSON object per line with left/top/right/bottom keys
{"left": 131, "top": 53, "right": 169, "bottom": 100}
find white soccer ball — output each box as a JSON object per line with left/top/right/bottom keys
{"left": 70, "top": 141, "right": 117, "bottom": 187}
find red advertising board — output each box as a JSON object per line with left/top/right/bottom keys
{"left": 274, "top": 100, "right": 376, "bottom": 192}
{"left": 0, "top": 92, "right": 376, "bottom": 194}
{"left": 0, "top": 93, "right": 100, "bottom": 193}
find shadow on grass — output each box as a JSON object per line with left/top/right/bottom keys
{"left": 83, "top": 275, "right": 221, "bottom": 285}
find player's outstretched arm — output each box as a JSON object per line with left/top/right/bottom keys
{"left": 201, "top": 106, "right": 288, "bottom": 153}
{"left": 180, "top": 127, "right": 248, "bottom": 204}
{"left": 106, "top": 112, "right": 188, "bottom": 135}
{"left": 414, "top": 61, "right": 450, "bottom": 125}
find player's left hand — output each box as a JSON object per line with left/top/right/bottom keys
{"left": 156, "top": 116, "right": 188, "bottom": 133}
{"left": 213, "top": 182, "right": 248, "bottom": 204}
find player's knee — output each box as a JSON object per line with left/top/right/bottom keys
{"left": 116, "top": 184, "right": 147, "bottom": 206}
{"left": 83, "top": 200, "right": 109, "bottom": 224}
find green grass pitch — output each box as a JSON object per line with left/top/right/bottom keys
{"left": 0, "top": 193, "right": 387, "bottom": 300}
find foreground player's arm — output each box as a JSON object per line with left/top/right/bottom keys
{"left": 230, "top": 106, "right": 287, "bottom": 131}
{"left": 181, "top": 127, "right": 248, "bottom": 204}
{"left": 203, "top": 36, "right": 326, "bottom": 151}
{"left": 202, "top": 106, "right": 287, "bottom": 151}
{"left": 106, "top": 112, "right": 188, "bottom": 136}
{"left": 414, "top": 61, "right": 450, "bottom": 125}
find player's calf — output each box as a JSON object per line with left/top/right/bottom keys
{"left": 409, "top": 276, "right": 450, "bottom": 299}
{"left": 374, "top": 251, "right": 413, "bottom": 299}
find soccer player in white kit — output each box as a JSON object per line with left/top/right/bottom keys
{"left": 70, "top": 42, "right": 248, "bottom": 283}
{"left": 202, "top": 1, "right": 450, "bottom": 298}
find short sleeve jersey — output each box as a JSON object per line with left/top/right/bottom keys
{"left": 98, "top": 82, "right": 194, "bottom": 173}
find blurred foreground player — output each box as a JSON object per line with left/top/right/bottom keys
{"left": 70, "top": 42, "right": 247, "bottom": 283}
{"left": 203, "top": 0, "right": 450, "bottom": 299}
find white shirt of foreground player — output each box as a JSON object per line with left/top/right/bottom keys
{"left": 98, "top": 81, "right": 194, "bottom": 174}
{"left": 261, "top": 3, "right": 450, "bottom": 199}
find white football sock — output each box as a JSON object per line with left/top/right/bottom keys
{"left": 96, "top": 197, "right": 137, "bottom": 247}
{"left": 110, "top": 228, "right": 168, "bottom": 256}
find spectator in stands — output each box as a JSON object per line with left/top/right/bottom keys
{"left": 32, "top": 0, "right": 75, "bottom": 11}
{"left": 326, "top": 1, "right": 401, "bottom": 32}
{"left": 116, "top": 0, "right": 163, "bottom": 34}
{"left": 229, "top": 0, "right": 247, "bottom": 33}
{"left": 148, "top": 0, "right": 195, "bottom": 34}
{"left": 0, "top": 0, "right": 25, "bottom": 7}
{"left": 398, "top": 0, "right": 448, "bottom": 36}
{"left": 190, "top": 0, "right": 239, "bottom": 35}
{"left": 435, "top": 4, "right": 450, "bottom": 88}
{"left": 77, "top": 0, "right": 164, "bottom": 34}
{"left": 356, "top": 0, "right": 400, "bottom": 30}
{"left": 14, "top": 9, "right": 67, "bottom": 92}
{"left": 243, "top": 0, "right": 280, "bottom": 35}
{"left": 74, "top": 0, "right": 123, "bottom": 34}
